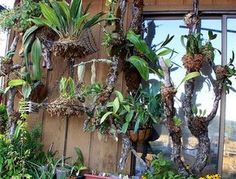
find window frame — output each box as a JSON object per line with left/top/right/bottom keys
{"left": 133, "top": 11, "right": 236, "bottom": 176}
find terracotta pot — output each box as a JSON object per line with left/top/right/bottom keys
{"left": 128, "top": 128, "right": 151, "bottom": 143}
{"left": 84, "top": 174, "right": 111, "bottom": 179}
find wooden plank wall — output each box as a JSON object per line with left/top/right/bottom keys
{"left": 19, "top": 0, "right": 236, "bottom": 175}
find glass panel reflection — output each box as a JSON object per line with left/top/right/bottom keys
{"left": 222, "top": 18, "right": 236, "bottom": 179}
{"left": 135, "top": 18, "right": 221, "bottom": 175}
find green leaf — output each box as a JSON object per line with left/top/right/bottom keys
{"left": 128, "top": 56, "right": 149, "bottom": 81}
{"left": 22, "top": 83, "right": 32, "bottom": 99}
{"left": 192, "top": 105, "right": 198, "bottom": 115}
{"left": 100, "top": 112, "right": 113, "bottom": 124}
{"left": 121, "top": 122, "right": 129, "bottom": 134}
{"left": 123, "top": 105, "right": 130, "bottom": 112}
{"left": 177, "top": 72, "right": 200, "bottom": 89}
{"left": 70, "top": 0, "right": 82, "bottom": 20}
{"left": 208, "top": 31, "right": 217, "bottom": 40}
{"left": 22, "top": 26, "right": 39, "bottom": 45}
{"left": 114, "top": 90, "right": 124, "bottom": 102}
{"left": 112, "top": 97, "right": 120, "bottom": 113}
{"left": 161, "top": 34, "right": 174, "bottom": 47}
{"left": 125, "top": 110, "right": 134, "bottom": 123}
{"left": 82, "top": 12, "right": 104, "bottom": 30}
{"left": 39, "top": 2, "right": 60, "bottom": 28}
{"left": 157, "top": 48, "right": 172, "bottom": 57}
{"left": 67, "top": 77, "right": 76, "bottom": 98}
{"left": 127, "top": 30, "right": 156, "bottom": 62}
{"left": 8, "top": 79, "right": 26, "bottom": 88}
{"left": 134, "top": 116, "right": 141, "bottom": 133}
{"left": 31, "top": 38, "right": 42, "bottom": 81}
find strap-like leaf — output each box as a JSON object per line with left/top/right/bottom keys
{"left": 70, "top": 0, "right": 82, "bottom": 20}
{"left": 82, "top": 12, "right": 104, "bottom": 30}
{"left": 40, "top": 2, "right": 60, "bottom": 28}
{"left": 100, "top": 112, "right": 113, "bottom": 124}
{"left": 31, "top": 38, "right": 42, "bottom": 81}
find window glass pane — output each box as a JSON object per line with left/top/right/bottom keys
{"left": 222, "top": 17, "right": 236, "bottom": 179}
{"left": 0, "top": 0, "right": 15, "bottom": 56}
{"left": 136, "top": 18, "right": 221, "bottom": 175}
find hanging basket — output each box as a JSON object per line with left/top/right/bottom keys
{"left": 47, "top": 97, "right": 85, "bottom": 117}
{"left": 128, "top": 128, "right": 151, "bottom": 143}
{"left": 52, "top": 30, "right": 97, "bottom": 59}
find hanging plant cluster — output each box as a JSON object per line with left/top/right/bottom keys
{"left": 31, "top": 0, "right": 103, "bottom": 59}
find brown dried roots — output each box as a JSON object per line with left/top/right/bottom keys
{"left": 215, "top": 65, "right": 228, "bottom": 80}
{"left": 161, "top": 86, "right": 176, "bottom": 103}
{"left": 188, "top": 117, "right": 208, "bottom": 137}
{"left": 47, "top": 97, "right": 85, "bottom": 117}
{"left": 0, "top": 60, "right": 13, "bottom": 75}
{"left": 182, "top": 54, "right": 204, "bottom": 72}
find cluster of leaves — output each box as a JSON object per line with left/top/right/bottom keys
{"left": 59, "top": 77, "right": 76, "bottom": 99}
{"left": 181, "top": 31, "right": 218, "bottom": 58}
{"left": 223, "top": 52, "right": 236, "bottom": 93}
{"left": 0, "top": 104, "right": 8, "bottom": 134}
{"left": 127, "top": 30, "right": 175, "bottom": 80}
{"left": 0, "top": 121, "right": 48, "bottom": 178}
{"left": 143, "top": 154, "right": 194, "bottom": 179}
{"left": 98, "top": 84, "right": 162, "bottom": 135}
{"left": 0, "top": 0, "right": 42, "bottom": 31}
{"left": 192, "top": 105, "right": 207, "bottom": 118}
{"left": 31, "top": 0, "right": 104, "bottom": 40}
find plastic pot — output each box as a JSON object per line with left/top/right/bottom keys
{"left": 84, "top": 174, "right": 111, "bottom": 179}
{"left": 56, "top": 167, "right": 70, "bottom": 179}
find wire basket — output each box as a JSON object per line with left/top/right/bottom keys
{"left": 47, "top": 97, "right": 85, "bottom": 117}
{"left": 52, "top": 29, "right": 98, "bottom": 59}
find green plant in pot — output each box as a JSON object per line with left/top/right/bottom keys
{"left": 95, "top": 84, "right": 162, "bottom": 142}
{"left": 67, "top": 147, "right": 87, "bottom": 179}
{"left": 31, "top": 0, "right": 104, "bottom": 58}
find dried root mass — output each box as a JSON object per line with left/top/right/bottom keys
{"left": 47, "top": 97, "right": 85, "bottom": 117}
{"left": 215, "top": 65, "right": 228, "bottom": 80}
{"left": 182, "top": 54, "right": 204, "bottom": 72}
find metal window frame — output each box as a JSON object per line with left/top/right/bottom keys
{"left": 136, "top": 11, "right": 236, "bottom": 176}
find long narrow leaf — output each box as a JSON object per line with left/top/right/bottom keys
{"left": 31, "top": 38, "right": 42, "bottom": 81}
{"left": 82, "top": 12, "right": 104, "bottom": 30}
{"left": 39, "top": 2, "right": 60, "bottom": 28}
{"left": 177, "top": 72, "right": 200, "bottom": 89}
{"left": 70, "top": 0, "right": 81, "bottom": 20}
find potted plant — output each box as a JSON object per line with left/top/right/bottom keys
{"left": 68, "top": 147, "right": 88, "bottom": 179}
{"left": 95, "top": 84, "right": 162, "bottom": 142}
{"left": 56, "top": 155, "right": 71, "bottom": 179}
{"left": 31, "top": 0, "right": 104, "bottom": 59}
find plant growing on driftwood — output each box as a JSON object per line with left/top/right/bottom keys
{"left": 158, "top": 7, "right": 236, "bottom": 177}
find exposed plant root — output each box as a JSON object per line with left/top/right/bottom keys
{"left": 182, "top": 54, "right": 204, "bottom": 72}
{"left": 47, "top": 97, "right": 85, "bottom": 117}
